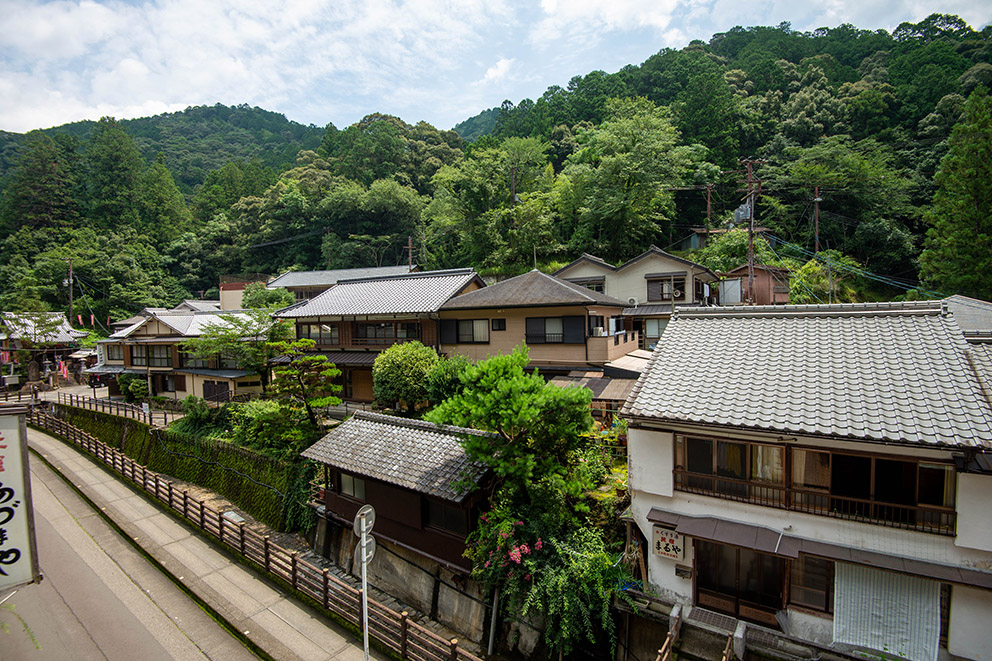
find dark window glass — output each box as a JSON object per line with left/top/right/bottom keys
{"left": 790, "top": 555, "right": 833, "bottom": 612}
{"left": 874, "top": 458, "right": 917, "bottom": 506}
{"left": 426, "top": 500, "right": 467, "bottom": 535}
{"left": 492, "top": 318, "right": 506, "bottom": 331}
{"left": 686, "top": 438, "right": 713, "bottom": 475}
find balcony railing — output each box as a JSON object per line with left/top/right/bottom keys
{"left": 674, "top": 470, "right": 956, "bottom": 536}
{"left": 351, "top": 336, "right": 419, "bottom": 347}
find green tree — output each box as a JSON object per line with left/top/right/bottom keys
{"left": 694, "top": 228, "right": 781, "bottom": 273}
{"left": 564, "top": 97, "right": 692, "bottom": 262}
{"left": 372, "top": 341, "right": 439, "bottom": 414}
{"left": 85, "top": 117, "right": 144, "bottom": 230}
{"left": 919, "top": 88, "right": 992, "bottom": 298}
{"left": 426, "top": 346, "right": 592, "bottom": 492}
{"left": 181, "top": 309, "right": 292, "bottom": 391}
{"left": 0, "top": 132, "right": 80, "bottom": 245}
{"left": 138, "top": 155, "right": 192, "bottom": 247}
{"left": 266, "top": 338, "right": 342, "bottom": 432}
{"left": 241, "top": 282, "right": 294, "bottom": 309}
{"left": 425, "top": 353, "right": 472, "bottom": 404}
{"left": 425, "top": 347, "right": 629, "bottom": 657}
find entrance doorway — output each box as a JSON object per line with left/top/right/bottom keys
{"left": 695, "top": 539, "right": 784, "bottom": 627}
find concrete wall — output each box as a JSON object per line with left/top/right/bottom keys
{"left": 320, "top": 520, "right": 487, "bottom": 643}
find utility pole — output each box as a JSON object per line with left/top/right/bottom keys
{"left": 813, "top": 187, "right": 822, "bottom": 253}
{"left": 740, "top": 159, "right": 765, "bottom": 305}
{"left": 407, "top": 236, "right": 413, "bottom": 270}
{"left": 66, "top": 258, "right": 74, "bottom": 326}
{"left": 706, "top": 183, "right": 713, "bottom": 226}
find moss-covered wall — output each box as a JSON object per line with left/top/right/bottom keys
{"left": 56, "top": 404, "right": 300, "bottom": 530}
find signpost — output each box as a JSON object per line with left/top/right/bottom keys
{"left": 353, "top": 504, "right": 376, "bottom": 661}
{"left": 0, "top": 406, "right": 41, "bottom": 595}
{"left": 652, "top": 526, "right": 685, "bottom": 561}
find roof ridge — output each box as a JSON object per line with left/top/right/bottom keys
{"left": 337, "top": 268, "right": 474, "bottom": 285}
{"left": 352, "top": 410, "right": 496, "bottom": 438}
{"left": 674, "top": 301, "right": 943, "bottom": 319}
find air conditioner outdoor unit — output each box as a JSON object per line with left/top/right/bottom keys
{"left": 627, "top": 297, "right": 638, "bottom": 306}
{"left": 672, "top": 290, "right": 682, "bottom": 299}
{"left": 592, "top": 327, "right": 605, "bottom": 337}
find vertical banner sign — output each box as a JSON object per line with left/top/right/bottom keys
{"left": 0, "top": 410, "right": 40, "bottom": 591}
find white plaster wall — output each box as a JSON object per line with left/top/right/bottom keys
{"left": 782, "top": 609, "right": 833, "bottom": 647}
{"left": 949, "top": 585, "right": 992, "bottom": 660}
{"left": 627, "top": 426, "right": 992, "bottom": 604}
{"left": 628, "top": 428, "right": 673, "bottom": 497}
{"left": 605, "top": 255, "right": 700, "bottom": 305}
{"left": 955, "top": 473, "right": 992, "bottom": 554}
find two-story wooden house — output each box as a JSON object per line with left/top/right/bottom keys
{"left": 622, "top": 302, "right": 992, "bottom": 661}
{"left": 274, "top": 269, "right": 485, "bottom": 401}
{"left": 438, "top": 269, "right": 639, "bottom": 377}
{"left": 89, "top": 310, "right": 266, "bottom": 401}
{"left": 554, "top": 246, "right": 719, "bottom": 350}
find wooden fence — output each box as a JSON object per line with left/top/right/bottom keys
{"left": 57, "top": 392, "right": 170, "bottom": 427}
{"left": 28, "top": 408, "right": 483, "bottom": 661}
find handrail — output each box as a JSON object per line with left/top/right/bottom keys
{"left": 28, "top": 408, "right": 483, "bottom": 661}
{"left": 673, "top": 468, "right": 956, "bottom": 536}
{"left": 57, "top": 392, "right": 170, "bottom": 426}
{"left": 721, "top": 632, "right": 734, "bottom": 661}
{"left": 654, "top": 614, "right": 681, "bottom": 661}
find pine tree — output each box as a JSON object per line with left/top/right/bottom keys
{"left": 919, "top": 87, "right": 992, "bottom": 299}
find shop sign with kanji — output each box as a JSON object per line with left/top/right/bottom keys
{"left": 652, "top": 526, "right": 684, "bottom": 560}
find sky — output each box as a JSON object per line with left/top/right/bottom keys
{"left": 1, "top": 0, "right": 990, "bottom": 134}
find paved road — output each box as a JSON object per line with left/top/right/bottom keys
{"left": 0, "top": 452, "right": 259, "bottom": 660}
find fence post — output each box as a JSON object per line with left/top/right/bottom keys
{"left": 291, "top": 552, "right": 298, "bottom": 589}
{"left": 239, "top": 523, "right": 246, "bottom": 555}
{"left": 400, "top": 611, "right": 409, "bottom": 658}
{"left": 168, "top": 482, "right": 174, "bottom": 509}
{"left": 449, "top": 639, "right": 458, "bottom": 661}
{"left": 263, "top": 536, "right": 270, "bottom": 572}
{"left": 199, "top": 500, "right": 205, "bottom": 529}
{"left": 183, "top": 489, "right": 189, "bottom": 519}
{"left": 218, "top": 512, "right": 224, "bottom": 542}
{"left": 322, "top": 569, "right": 330, "bottom": 610}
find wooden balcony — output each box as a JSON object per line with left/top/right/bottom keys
{"left": 674, "top": 469, "right": 956, "bottom": 536}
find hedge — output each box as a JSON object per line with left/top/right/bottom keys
{"left": 56, "top": 404, "right": 302, "bottom": 530}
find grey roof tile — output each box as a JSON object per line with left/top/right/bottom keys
{"left": 268, "top": 266, "right": 415, "bottom": 289}
{"left": 277, "top": 269, "right": 481, "bottom": 318}
{"left": 1, "top": 312, "right": 87, "bottom": 343}
{"left": 622, "top": 301, "right": 992, "bottom": 449}
{"left": 301, "top": 411, "right": 491, "bottom": 502}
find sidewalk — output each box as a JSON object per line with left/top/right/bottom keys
{"left": 28, "top": 427, "right": 389, "bottom": 661}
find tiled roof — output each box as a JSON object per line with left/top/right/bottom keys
{"left": 301, "top": 411, "right": 491, "bottom": 502}
{"left": 174, "top": 300, "right": 221, "bottom": 312}
{"left": 276, "top": 269, "right": 481, "bottom": 318}
{"left": 944, "top": 295, "right": 992, "bottom": 333}
{"left": 622, "top": 301, "right": 992, "bottom": 449}
{"left": 268, "top": 266, "right": 415, "bottom": 289}
{"left": 1, "top": 312, "right": 88, "bottom": 343}
{"left": 441, "top": 270, "right": 627, "bottom": 310}
{"left": 107, "top": 310, "right": 259, "bottom": 339}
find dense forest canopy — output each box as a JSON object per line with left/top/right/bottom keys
{"left": 1, "top": 14, "right": 990, "bottom": 330}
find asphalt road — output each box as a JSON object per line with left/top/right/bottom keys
{"left": 0, "top": 453, "right": 259, "bottom": 660}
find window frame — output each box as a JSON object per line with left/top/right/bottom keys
{"left": 456, "top": 319, "right": 490, "bottom": 344}
{"left": 675, "top": 436, "right": 957, "bottom": 535}
{"left": 339, "top": 472, "right": 366, "bottom": 501}
{"left": 105, "top": 344, "right": 124, "bottom": 361}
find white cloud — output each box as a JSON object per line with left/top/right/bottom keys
{"left": 481, "top": 58, "right": 515, "bottom": 84}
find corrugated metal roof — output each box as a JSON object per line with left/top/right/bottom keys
{"left": 301, "top": 411, "right": 491, "bottom": 502}
{"left": 271, "top": 351, "right": 378, "bottom": 366}
{"left": 268, "top": 266, "right": 415, "bottom": 289}
{"left": 622, "top": 301, "right": 992, "bottom": 449}
{"left": 441, "top": 269, "right": 627, "bottom": 310}
{"left": 277, "top": 269, "right": 481, "bottom": 318}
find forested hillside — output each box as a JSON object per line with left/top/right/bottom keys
{"left": 1, "top": 14, "right": 990, "bottom": 330}
{"left": 0, "top": 104, "right": 324, "bottom": 195}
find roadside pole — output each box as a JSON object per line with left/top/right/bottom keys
{"left": 353, "top": 504, "right": 376, "bottom": 661}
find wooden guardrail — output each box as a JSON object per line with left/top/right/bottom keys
{"left": 654, "top": 613, "right": 681, "bottom": 661}
{"left": 57, "top": 392, "right": 169, "bottom": 427}
{"left": 721, "top": 632, "right": 735, "bottom": 661}
{"left": 29, "top": 408, "right": 482, "bottom": 661}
